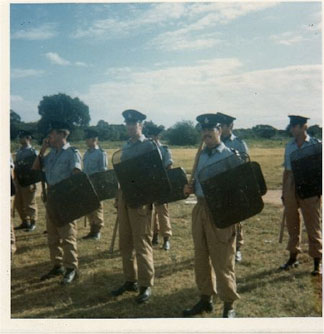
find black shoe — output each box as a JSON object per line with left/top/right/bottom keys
{"left": 14, "top": 221, "right": 30, "bottom": 230}
{"left": 135, "top": 287, "right": 151, "bottom": 304}
{"left": 223, "top": 302, "right": 236, "bottom": 318}
{"left": 279, "top": 257, "right": 299, "bottom": 270}
{"left": 182, "top": 299, "right": 214, "bottom": 317}
{"left": 26, "top": 221, "right": 36, "bottom": 232}
{"left": 152, "top": 233, "right": 159, "bottom": 245}
{"left": 82, "top": 232, "right": 101, "bottom": 240}
{"left": 61, "top": 268, "right": 78, "bottom": 285}
{"left": 162, "top": 237, "right": 170, "bottom": 251}
{"left": 235, "top": 250, "right": 242, "bottom": 263}
{"left": 111, "top": 281, "right": 138, "bottom": 296}
{"left": 311, "top": 258, "right": 321, "bottom": 276}
{"left": 40, "top": 265, "right": 65, "bottom": 281}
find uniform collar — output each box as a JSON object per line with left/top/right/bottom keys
{"left": 293, "top": 134, "right": 311, "bottom": 145}
{"left": 128, "top": 134, "right": 146, "bottom": 144}
{"left": 204, "top": 142, "right": 225, "bottom": 155}
{"left": 62, "top": 142, "right": 71, "bottom": 150}
{"left": 88, "top": 145, "right": 99, "bottom": 151}
{"left": 20, "top": 144, "right": 32, "bottom": 149}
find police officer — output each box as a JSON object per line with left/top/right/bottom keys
{"left": 111, "top": 109, "right": 155, "bottom": 303}
{"left": 280, "top": 115, "right": 322, "bottom": 275}
{"left": 82, "top": 128, "right": 108, "bottom": 240}
{"left": 146, "top": 125, "right": 173, "bottom": 251}
{"left": 217, "top": 112, "right": 249, "bottom": 263}
{"left": 183, "top": 113, "right": 239, "bottom": 318}
{"left": 13, "top": 130, "right": 38, "bottom": 232}
{"left": 32, "top": 121, "right": 82, "bottom": 284}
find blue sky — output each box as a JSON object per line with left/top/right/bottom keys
{"left": 10, "top": 2, "right": 322, "bottom": 129}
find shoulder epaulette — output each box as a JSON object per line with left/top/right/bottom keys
{"left": 230, "top": 148, "right": 240, "bottom": 156}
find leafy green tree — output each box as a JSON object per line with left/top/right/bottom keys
{"left": 10, "top": 110, "right": 22, "bottom": 140}
{"left": 166, "top": 121, "right": 200, "bottom": 146}
{"left": 308, "top": 125, "right": 322, "bottom": 139}
{"left": 252, "top": 124, "right": 277, "bottom": 139}
{"left": 143, "top": 121, "right": 164, "bottom": 138}
{"left": 37, "top": 93, "right": 90, "bottom": 137}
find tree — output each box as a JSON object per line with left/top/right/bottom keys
{"left": 252, "top": 124, "right": 277, "bottom": 139}
{"left": 142, "top": 121, "right": 164, "bottom": 137}
{"left": 10, "top": 110, "right": 22, "bottom": 139}
{"left": 37, "top": 93, "right": 90, "bottom": 137}
{"left": 166, "top": 121, "right": 200, "bottom": 146}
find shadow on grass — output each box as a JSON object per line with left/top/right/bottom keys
{"left": 11, "top": 257, "right": 196, "bottom": 318}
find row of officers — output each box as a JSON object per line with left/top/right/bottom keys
{"left": 10, "top": 110, "right": 322, "bottom": 318}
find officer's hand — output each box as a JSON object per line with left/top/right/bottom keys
{"left": 184, "top": 184, "right": 193, "bottom": 196}
{"left": 40, "top": 138, "right": 50, "bottom": 155}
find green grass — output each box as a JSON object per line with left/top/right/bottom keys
{"left": 11, "top": 197, "right": 322, "bottom": 318}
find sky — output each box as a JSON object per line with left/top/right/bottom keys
{"left": 10, "top": 2, "right": 322, "bottom": 129}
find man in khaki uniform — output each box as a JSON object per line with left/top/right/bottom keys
{"left": 14, "top": 130, "right": 38, "bottom": 232}
{"left": 146, "top": 125, "right": 173, "bottom": 251}
{"left": 32, "top": 121, "right": 82, "bottom": 285}
{"left": 111, "top": 109, "right": 155, "bottom": 304}
{"left": 82, "top": 128, "right": 108, "bottom": 240}
{"left": 183, "top": 113, "right": 239, "bottom": 318}
{"left": 280, "top": 115, "right": 322, "bottom": 275}
{"left": 218, "top": 112, "right": 249, "bottom": 263}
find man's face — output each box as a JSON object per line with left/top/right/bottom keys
{"left": 220, "top": 123, "right": 232, "bottom": 137}
{"left": 201, "top": 127, "right": 221, "bottom": 148}
{"left": 290, "top": 124, "right": 304, "bottom": 138}
{"left": 19, "top": 136, "right": 30, "bottom": 146}
{"left": 126, "top": 121, "right": 142, "bottom": 138}
{"left": 86, "top": 137, "right": 96, "bottom": 148}
{"left": 47, "top": 130, "right": 62, "bottom": 147}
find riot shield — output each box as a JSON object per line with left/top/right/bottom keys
{"left": 112, "top": 141, "right": 171, "bottom": 208}
{"left": 155, "top": 167, "right": 189, "bottom": 204}
{"left": 47, "top": 172, "right": 100, "bottom": 227}
{"left": 89, "top": 169, "right": 118, "bottom": 201}
{"left": 290, "top": 142, "right": 322, "bottom": 199}
{"left": 198, "top": 154, "right": 265, "bottom": 229}
{"left": 15, "top": 155, "right": 43, "bottom": 187}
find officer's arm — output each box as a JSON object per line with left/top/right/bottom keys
{"left": 98, "top": 151, "right": 108, "bottom": 172}
{"left": 71, "top": 149, "right": 82, "bottom": 174}
{"left": 32, "top": 138, "right": 49, "bottom": 170}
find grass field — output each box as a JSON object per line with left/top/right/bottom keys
{"left": 10, "top": 142, "right": 322, "bottom": 319}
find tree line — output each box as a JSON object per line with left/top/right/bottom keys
{"left": 10, "top": 93, "right": 322, "bottom": 145}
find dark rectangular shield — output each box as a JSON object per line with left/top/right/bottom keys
{"left": 47, "top": 172, "right": 100, "bottom": 227}
{"left": 113, "top": 145, "right": 171, "bottom": 208}
{"left": 199, "top": 159, "right": 264, "bottom": 229}
{"left": 156, "top": 167, "right": 189, "bottom": 204}
{"left": 89, "top": 170, "right": 118, "bottom": 201}
{"left": 291, "top": 143, "right": 322, "bottom": 199}
{"left": 15, "top": 155, "right": 43, "bottom": 187}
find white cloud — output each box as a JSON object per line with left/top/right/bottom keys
{"left": 70, "top": 2, "right": 278, "bottom": 40}
{"left": 45, "top": 52, "right": 71, "bottom": 66}
{"left": 11, "top": 23, "right": 57, "bottom": 40}
{"left": 11, "top": 68, "right": 44, "bottom": 79}
{"left": 270, "top": 32, "right": 305, "bottom": 46}
{"left": 45, "top": 52, "right": 88, "bottom": 67}
{"left": 77, "top": 60, "right": 321, "bottom": 129}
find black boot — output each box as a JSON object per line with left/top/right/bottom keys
{"left": 152, "top": 233, "right": 159, "bottom": 245}
{"left": 26, "top": 220, "right": 36, "bottom": 232}
{"left": 223, "top": 302, "right": 236, "bottom": 318}
{"left": 111, "top": 281, "right": 138, "bottom": 296}
{"left": 40, "top": 265, "right": 65, "bottom": 281}
{"left": 135, "top": 286, "right": 152, "bottom": 303}
{"left": 182, "top": 296, "right": 213, "bottom": 317}
{"left": 311, "top": 258, "right": 321, "bottom": 276}
{"left": 162, "top": 236, "right": 170, "bottom": 251}
{"left": 279, "top": 253, "right": 299, "bottom": 270}
{"left": 14, "top": 221, "right": 30, "bottom": 230}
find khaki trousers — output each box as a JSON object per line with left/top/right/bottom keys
{"left": 192, "top": 200, "right": 240, "bottom": 303}
{"left": 13, "top": 181, "right": 37, "bottom": 222}
{"left": 86, "top": 202, "right": 104, "bottom": 233}
{"left": 283, "top": 172, "right": 322, "bottom": 258}
{"left": 236, "top": 223, "right": 244, "bottom": 248}
{"left": 153, "top": 203, "right": 172, "bottom": 237}
{"left": 46, "top": 206, "right": 78, "bottom": 269}
{"left": 118, "top": 190, "right": 154, "bottom": 287}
